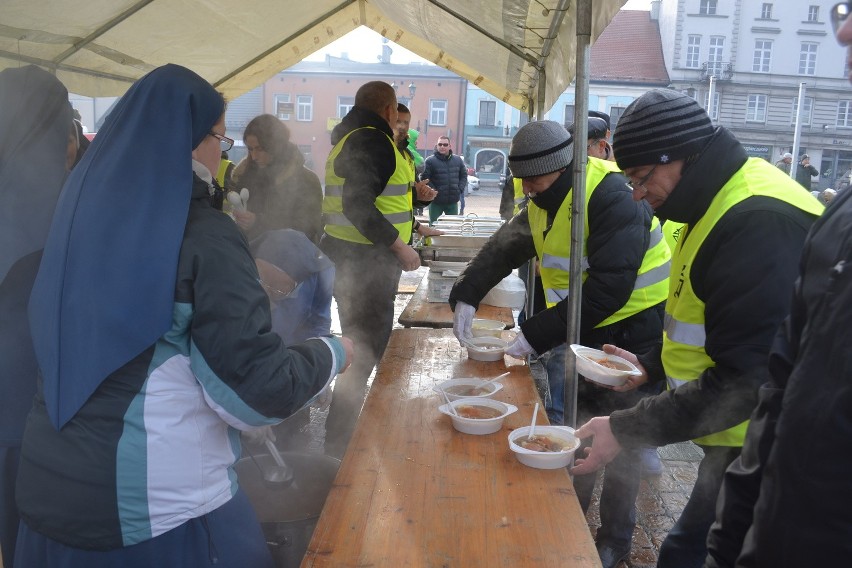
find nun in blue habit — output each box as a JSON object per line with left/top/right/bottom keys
{"left": 16, "top": 64, "right": 350, "bottom": 567}
{"left": 0, "top": 64, "right": 73, "bottom": 568}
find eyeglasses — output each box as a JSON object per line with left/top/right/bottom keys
{"left": 832, "top": 3, "right": 850, "bottom": 35}
{"left": 209, "top": 132, "right": 234, "bottom": 152}
{"left": 625, "top": 164, "right": 658, "bottom": 193}
{"left": 437, "top": 143, "right": 449, "bottom": 147}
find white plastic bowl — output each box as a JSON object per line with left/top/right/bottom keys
{"left": 438, "top": 398, "right": 518, "bottom": 435}
{"left": 569, "top": 344, "right": 642, "bottom": 387}
{"left": 471, "top": 318, "right": 505, "bottom": 338}
{"left": 434, "top": 378, "right": 504, "bottom": 401}
{"left": 466, "top": 336, "right": 507, "bottom": 362}
{"left": 508, "top": 425, "right": 580, "bottom": 469}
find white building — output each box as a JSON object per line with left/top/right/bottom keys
{"left": 657, "top": 0, "right": 852, "bottom": 189}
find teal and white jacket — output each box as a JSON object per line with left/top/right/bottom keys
{"left": 17, "top": 173, "right": 343, "bottom": 550}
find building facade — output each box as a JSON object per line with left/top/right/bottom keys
{"left": 657, "top": 0, "right": 852, "bottom": 189}
{"left": 224, "top": 56, "right": 466, "bottom": 176}
{"left": 462, "top": 9, "right": 671, "bottom": 187}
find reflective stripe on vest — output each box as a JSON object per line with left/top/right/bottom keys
{"left": 528, "top": 158, "right": 671, "bottom": 328}
{"left": 512, "top": 177, "right": 525, "bottom": 215}
{"left": 322, "top": 127, "right": 413, "bottom": 244}
{"left": 662, "top": 157, "right": 824, "bottom": 447}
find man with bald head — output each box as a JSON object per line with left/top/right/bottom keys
{"left": 321, "top": 80, "right": 421, "bottom": 456}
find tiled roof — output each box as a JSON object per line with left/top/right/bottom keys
{"left": 591, "top": 10, "right": 670, "bottom": 85}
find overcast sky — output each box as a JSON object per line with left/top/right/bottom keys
{"left": 306, "top": 0, "right": 652, "bottom": 64}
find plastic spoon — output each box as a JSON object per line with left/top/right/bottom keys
{"left": 440, "top": 388, "right": 459, "bottom": 416}
{"left": 479, "top": 371, "right": 510, "bottom": 387}
{"left": 527, "top": 402, "right": 540, "bottom": 441}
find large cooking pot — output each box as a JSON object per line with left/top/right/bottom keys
{"left": 236, "top": 452, "right": 340, "bottom": 567}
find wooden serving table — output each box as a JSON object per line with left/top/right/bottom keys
{"left": 303, "top": 328, "right": 600, "bottom": 567}
{"left": 398, "top": 274, "right": 516, "bottom": 329}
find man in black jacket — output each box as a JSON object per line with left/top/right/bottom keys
{"left": 704, "top": 7, "right": 852, "bottom": 567}
{"left": 423, "top": 135, "right": 466, "bottom": 224}
{"left": 571, "top": 90, "right": 823, "bottom": 568}
{"left": 449, "top": 120, "right": 671, "bottom": 568}
{"left": 321, "top": 81, "right": 421, "bottom": 457}
{"left": 794, "top": 153, "right": 819, "bottom": 189}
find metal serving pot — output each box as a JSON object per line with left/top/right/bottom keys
{"left": 236, "top": 452, "right": 340, "bottom": 567}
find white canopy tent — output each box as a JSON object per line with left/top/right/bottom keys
{"left": 1, "top": 0, "right": 623, "bottom": 115}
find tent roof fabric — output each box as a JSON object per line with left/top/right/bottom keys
{"left": 0, "top": 0, "right": 624, "bottom": 113}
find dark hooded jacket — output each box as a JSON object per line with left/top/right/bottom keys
{"left": 609, "top": 127, "right": 820, "bottom": 449}
{"left": 704, "top": 185, "right": 852, "bottom": 568}
{"left": 423, "top": 149, "right": 466, "bottom": 205}
{"left": 323, "top": 106, "right": 399, "bottom": 249}
{"left": 232, "top": 142, "right": 323, "bottom": 243}
{"left": 449, "top": 163, "right": 661, "bottom": 355}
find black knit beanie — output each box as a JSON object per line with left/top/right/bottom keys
{"left": 613, "top": 89, "right": 715, "bottom": 170}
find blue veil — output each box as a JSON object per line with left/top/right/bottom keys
{"left": 29, "top": 64, "right": 225, "bottom": 429}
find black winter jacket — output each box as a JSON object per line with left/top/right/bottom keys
{"left": 794, "top": 162, "right": 818, "bottom": 189}
{"left": 449, "top": 164, "right": 660, "bottom": 355}
{"left": 705, "top": 186, "right": 852, "bottom": 568}
{"left": 423, "top": 151, "right": 466, "bottom": 205}
{"left": 610, "top": 127, "right": 821, "bottom": 449}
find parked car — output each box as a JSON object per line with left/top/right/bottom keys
{"left": 466, "top": 175, "right": 480, "bottom": 194}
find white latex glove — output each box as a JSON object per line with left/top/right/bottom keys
{"left": 241, "top": 425, "right": 276, "bottom": 446}
{"left": 505, "top": 332, "right": 535, "bottom": 359}
{"left": 453, "top": 301, "right": 476, "bottom": 343}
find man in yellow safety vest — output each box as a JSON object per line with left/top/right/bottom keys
{"left": 572, "top": 89, "right": 823, "bottom": 568}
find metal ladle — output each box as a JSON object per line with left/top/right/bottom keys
{"left": 263, "top": 438, "right": 295, "bottom": 486}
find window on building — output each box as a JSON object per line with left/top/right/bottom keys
{"left": 746, "top": 94, "right": 768, "bottom": 122}
{"left": 609, "top": 105, "right": 627, "bottom": 132}
{"left": 274, "top": 94, "right": 292, "bottom": 120}
{"left": 753, "top": 40, "right": 772, "bottom": 72}
{"left": 799, "top": 43, "right": 818, "bottom": 75}
{"left": 792, "top": 97, "right": 813, "bottom": 126}
{"left": 686, "top": 35, "right": 701, "bottom": 68}
{"left": 704, "top": 91, "right": 720, "bottom": 120}
{"left": 807, "top": 5, "right": 819, "bottom": 22}
{"left": 708, "top": 36, "right": 725, "bottom": 75}
{"left": 838, "top": 101, "right": 852, "bottom": 127}
{"left": 479, "top": 100, "right": 496, "bottom": 127}
{"left": 337, "top": 96, "right": 354, "bottom": 118}
{"left": 296, "top": 95, "right": 312, "bottom": 121}
{"left": 430, "top": 99, "right": 447, "bottom": 126}
{"left": 761, "top": 3, "right": 773, "bottom": 19}
{"left": 564, "top": 103, "right": 575, "bottom": 127}
{"left": 699, "top": 0, "right": 717, "bottom": 15}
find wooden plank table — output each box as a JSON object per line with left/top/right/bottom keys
{"left": 303, "top": 328, "right": 600, "bottom": 567}
{"left": 398, "top": 274, "right": 516, "bottom": 329}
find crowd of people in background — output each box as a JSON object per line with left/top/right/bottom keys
{"left": 4, "top": 4, "right": 852, "bottom": 565}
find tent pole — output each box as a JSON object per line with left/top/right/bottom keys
{"left": 564, "top": 0, "right": 592, "bottom": 433}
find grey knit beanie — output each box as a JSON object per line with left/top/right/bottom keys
{"left": 613, "top": 89, "right": 715, "bottom": 170}
{"left": 508, "top": 120, "right": 573, "bottom": 178}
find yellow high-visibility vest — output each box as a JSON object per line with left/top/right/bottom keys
{"left": 512, "top": 177, "right": 525, "bottom": 215}
{"left": 323, "top": 127, "right": 413, "bottom": 244}
{"left": 663, "top": 158, "right": 823, "bottom": 446}
{"left": 527, "top": 158, "right": 671, "bottom": 327}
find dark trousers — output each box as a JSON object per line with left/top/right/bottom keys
{"left": 1, "top": 446, "right": 20, "bottom": 568}
{"left": 321, "top": 237, "right": 401, "bottom": 456}
{"left": 14, "top": 490, "right": 273, "bottom": 567}
{"left": 428, "top": 201, "right": 459, "bottom": 224}
{"left": 657, "top": 445, "right": 742, "bottom": 568}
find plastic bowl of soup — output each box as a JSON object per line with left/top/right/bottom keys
{"left": 508, "top": 425, "right": 580, "bottom": 469}
{"left": 466, "top": 336, "right": 507, "bottom": 362}
{"left": 471, "top": 318, "right": 505, "bottom": 338}
{"left": 569, "top": 344, "right": 642, "bottom": 387}
{"left": 438, "top": 398, "right": 518, "bottom": 435}
{"left": 434, "top": 378, "right": 503, "bottom": 401}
